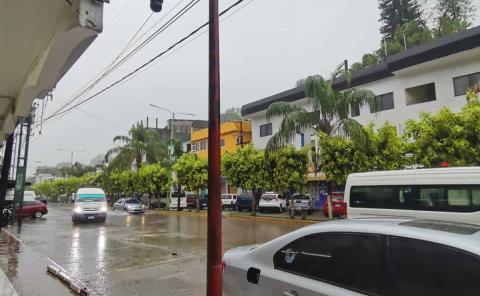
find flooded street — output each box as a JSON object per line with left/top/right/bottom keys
{"left": 0, "top": 204, "right": 307, "bottom": 295}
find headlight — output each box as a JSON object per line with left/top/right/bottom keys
{"left": 73, "top": 206, "right": 82, "bottom": 214}
{"left": 100, "top": 206, "right": 107, "bottom": 212}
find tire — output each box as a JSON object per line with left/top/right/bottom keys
{"left": 308, "top": 209, "right": 313, "bottom": 215}
{"left": 33, "top": 211, "right": 43, "bottom": 219}
{"left": 279, "top": 206, "right": 283, "bottom": 213}
{"left": 222, "top": 205, "right": 225, "bottom": 211}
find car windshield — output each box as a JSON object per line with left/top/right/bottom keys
{"left": 294, "top": 194, "right": 309, "bottom": 200}
{"left": 221, "top": 195, "right": 231, "bottom": 199}
{"left": 261, "top": 195, "right": 276, "bottom": 200}
{"left": 238, "top": 194, "right": 251, "bottom": 200}
{"left": 125, "top": 199, "right": 140, "bottom": 204}
{"left": 77, "top": 194, "right": 106, "bottom": 202}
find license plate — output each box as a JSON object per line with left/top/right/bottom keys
{"left": 87, "top": 216, "right": 95, "bottom": 220}
{"left": 335, "top": 204, "right": 341, "bottom": 208}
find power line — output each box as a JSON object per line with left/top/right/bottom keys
{"left": 49, "top": 12, "right": 155, "bottom": 117}
{"left": 49, "top": 0, "right": 200, "bottom": 119}
{"left": 36, "top": 0, "right": 256, "bottom": 130}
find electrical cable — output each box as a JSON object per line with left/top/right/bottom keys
{"left": 35, "top": 0, "right": 255, "bottom": 129}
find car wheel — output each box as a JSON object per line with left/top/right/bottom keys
{"left": 33, "top": 211, "right": 43, "bottom": 219}
{"left": 279, "top": 206, "right": 283, "bottom": 213}
{"left": 222, "top": 205, "right": 225, "bottom": 211}
{"left": 308, "top": 209, "right": 313, "bottom": 215}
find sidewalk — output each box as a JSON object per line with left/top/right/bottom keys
{"left": 0, "top": 228, "right": 73, "bottom": 296}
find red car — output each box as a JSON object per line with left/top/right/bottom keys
{"left": 323, "top": 196, "right": 347, "bottom": 217}
{"left": 18, "top": 200, "right": 48, "bottom": 218}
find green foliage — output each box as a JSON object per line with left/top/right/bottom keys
{"left": 318, "top": 133, "right": 371, "bottom": 186}
{"left": 435, "top": 0, "right": 476, "bottom": 25}
{"left": 32, "top": 174, "right": 98, "bottom": 201}
{"left": 267, "top": 146, "right": 309, "bottom": 193}
{"left": 222, "top": 145, "right": 268, "bottom": 190}
{"left": 267, "top": 64, "right": 376, "bottom": 151}
{"left": 434, "top": 16, "right": 469, "bottom": 37}
{"left": 380, "top": 20, "right": 433, "bottom": 58}
{"left": 172, "top": 153, "right": 208, "bottom": 192}
{"left": 318, "top": 122, "right": 407, "bottom": 185}
{"left": 105, "top": 124, "right": 169, "bottom": 171}
{"left": 404, "top": 101, "right": 480, "bottom": 167}
{"left": 379, "top": 0, "right": 424, "bottom": 39}
{"left": 351, "top": 0, "right": 475, "bottom": 71}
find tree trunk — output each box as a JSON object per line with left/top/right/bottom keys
{"left": 251, "top": 189, "right": 257, "bottom": 216}
{"left": 196, "top": 189, "right": 200, "bottom": 212}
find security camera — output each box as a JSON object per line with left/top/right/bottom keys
{"left": 150, "top": 0, "right": 163, "bottom": 12}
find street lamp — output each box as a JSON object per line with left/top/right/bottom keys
{"left": 56, "top": 149, "right": 85, "bottom": 168}
{"left": 149, "top": 104, "right": 195, "bottom": 161}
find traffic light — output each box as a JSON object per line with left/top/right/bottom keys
{"left": 150, "top": 0, "right": 163, "bottom": 12}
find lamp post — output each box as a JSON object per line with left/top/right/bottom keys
{"left": 149, "top": 104, "right": 195, "bottom": 212}
{"left": 149, "top": 104, "right": 195, "bottom": 162}
{"left": 56, "top": 149, "right": 85, "bottom": 176}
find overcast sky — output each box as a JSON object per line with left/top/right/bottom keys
{"left": 28, "top": 0, "right": 480, "bottom": 174}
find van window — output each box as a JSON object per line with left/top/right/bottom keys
{"left": 274, "top": 233, "right": 383, "bottom": 295}
{"left": 350, "top": 185, "right": 480, "bottom": 213}
{"left": 389, "top": 236, "right": 480, "bottom": 295}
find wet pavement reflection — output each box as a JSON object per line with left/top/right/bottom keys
{"left": 0, "top": 204, "right": 307, "bottom": 295}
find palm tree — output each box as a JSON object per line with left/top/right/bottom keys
{"left": 105, "top": 125, "right": 168, "bottom": 170}
{"left": 266, "top": 64, "right": 377, "bottom": 151}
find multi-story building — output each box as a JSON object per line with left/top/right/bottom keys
{"left": 242, "top": 25, "right": 480, "bottom": 150}
{"left": 241, "top": 26, "right": 480, "bottom": 199}
{"left": 190, "top": 120, "right": 252, "bottom": 159}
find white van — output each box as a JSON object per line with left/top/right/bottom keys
{"left": 168, "top": 191, "right": 187, "bottom": 210}
{"left": 72, "top": 188, "right": 107, "bottom": 223}
{"left": 345, "top": 167, "right": 480, "bottom": 224}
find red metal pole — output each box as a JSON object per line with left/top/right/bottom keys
{"left": 207, "top": 0, "right": 222, "bottom": 295}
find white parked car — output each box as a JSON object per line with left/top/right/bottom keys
{"left": 223, "top": 218, "right": 480, "bottom": 296}
{"left": 291, "top": 193, "right": 314, "bottom": 214}
{"left": 222, "top": 194, "right": 238, "bottom": 210}
{"left": 259, "top": 192, "right": 286, "bottom": 213}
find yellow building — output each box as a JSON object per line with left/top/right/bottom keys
{"left": 190, "top": 120, "right": 252, "bottom": 159}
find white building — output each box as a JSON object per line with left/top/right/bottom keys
{"left": 242, "top": 25, "right": 480, "bottom": 150}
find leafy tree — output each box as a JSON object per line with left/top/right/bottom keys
{"left": 365, "top": 123, "right": 407, "bottom": 170}
{"left": 435, "top": 0, "right": 476, "bottom": 24}
{"left": 266, "top": 64, "right": 376, "bottom": 151}
{"left": 379, "top": 0, "right": 425, "bottom": 39}
{"left": 317, "top": 133, "right": 371, "bottom": 186}
{"left": 318, "top": 122, "right": 408, "bottom": 185}
{"left": 380, "top": 20, "right": 433, "bottom": 58}
{"left": 222, "top": 145, "right": 269, "bottom": 215}
{"left": 105, "top": 124, "right": 168, "bottom": 170}
{"left": 267, "top": 146, "right": 309, "bottom": 194}
{"left": 138, "top": 164, "right": 170, "bottom": 208}
{"left": 404, "top": 101, "right": 480, "bottom": 167}
{"left": 172, "top": 153, "right": 208, "bottom": 210}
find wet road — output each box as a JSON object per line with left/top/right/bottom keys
{"left": 4, "top": 204, "right": 307, "bottom": 295}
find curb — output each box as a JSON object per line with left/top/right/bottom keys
{"left": 150, "top": 209, "right": 324, "bottom": 224}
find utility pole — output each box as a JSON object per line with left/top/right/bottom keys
{"left": 207, "top": 0, "right": 222, "bottom": 294}
{"left": 13, "top": 115, "right": 32, "bottom": 227}
{"left": 0, "top": 134, "right": 14, "bottom": 228}
{"left": 149, "top": 104, "right": 195, "bottom": 211}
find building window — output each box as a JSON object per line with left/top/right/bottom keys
{"left": 200, "top": 141, "right": 207, "bottom": 151}
{"left": 370, "top": 92, "right": 395, "bottom": 113}
{"left": 453, "top": 72, "right": 480, "bottom": 96}
{"left": 260, "top": 123, "right": 272, "bottom": 137}
{"left": 350, "top": 103, "right": 360, "bottom": 117}
{"left": 220, "top": 138, "right": 225, "bottom": 147}
{"left": 192, "top": 143, "right": 197, "bottom": 152}
{"left": 405, "top": 83, "right": 436, "bottom": 105}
